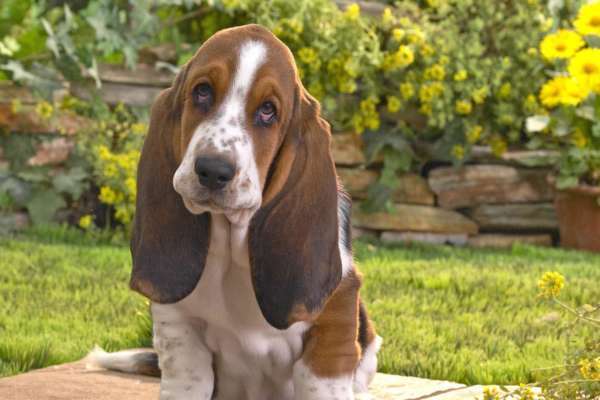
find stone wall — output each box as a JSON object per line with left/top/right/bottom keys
{"left": 0, "top": 66, "right": 558, "bottom": 248}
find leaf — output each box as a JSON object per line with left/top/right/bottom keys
{"left": 525, "top": 115, "right": 550, "bottom": 133}
{"left": 52, "top": 167, "right": 89, "bottom": 199}
{"left": 26, "top": 190, "right": 65, "bottom": 225}
{"left": 556, "top": 176, "right": 578, "bottom": 190}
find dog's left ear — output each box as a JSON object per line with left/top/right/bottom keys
{"left": 249, "top": 87, "right": 342, "bottom": 330}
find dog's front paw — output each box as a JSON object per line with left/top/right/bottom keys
{"left": 293, "top": 360, "right": 354, "bottom": 400}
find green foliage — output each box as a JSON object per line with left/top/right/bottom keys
{"left": 0, "top": 132, "right": 89, "bottom": 225}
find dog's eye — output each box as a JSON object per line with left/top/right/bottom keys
{"left": 256, "top": 101, "right": 277, "bottom": 126}
{"left": 193, "top": 83, "right": 214, "bottom": 111}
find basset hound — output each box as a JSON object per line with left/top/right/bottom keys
{"left": 90, "top": 24, "right": 381, "bottom": 400}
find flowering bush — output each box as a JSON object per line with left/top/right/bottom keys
{"left": 527, "top": 1, "right": 600, "bottom": 189}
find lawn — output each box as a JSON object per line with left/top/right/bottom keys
{"left": 1, "top": 227, "right": 599, "bottom": 386}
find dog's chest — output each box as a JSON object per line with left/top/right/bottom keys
{"left": 175, "top": 215, "right": 308, "bottom": 397}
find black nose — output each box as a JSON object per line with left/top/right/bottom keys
{"left": 194, "top": 157, "right": 235, "bottom": 190}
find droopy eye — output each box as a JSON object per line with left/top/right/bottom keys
{"left": 192, "top": 83, "right": 213, "bottom": 111}
{"left": 256, "top": 101, "right": 277, "bottom": 126}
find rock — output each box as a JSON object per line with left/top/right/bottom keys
{"left": 331, "top": 133, "right": 366, "bottom": 166}
{"left": 98, "top": 63, "right": 175, "bottom": 87}
{"left": 428, "top": 165, "right": 554, "bottom": 209}
{"left": 0, "top": 82, "right": 36, "bottom": 104}
{"left": 469, "top": 203, "right": 558, "bottom": 231}
{"left": 353, "top": 204, "right": 478, "bottom": 235}
{"left": 359, "top": 374, "right": 465, "bottom": 400}
{"left": 380, "top": 231, "right": 468, "bottom": 246}
{"left": 471, "top": 145, "right": 560, "bottom": 167}
{"left": 468, "top": 234, "right": 553, "bottom": 248}
{"left": 72, "top": 82, "right": 164, "bottom": 107}
{"left": 27, "top": 138, "right": 74, "bottom": 166}
{"left": 337, "top": 168, "right": 435, "bottom": 205}
{"left": 0, "top": 104, "right": 90, "bottom": 135}
{"left": 351, "top": 226, "right": 378, "bottom": 240}
{"left": 0, "top": 212, "right": 30, "bottom": 232}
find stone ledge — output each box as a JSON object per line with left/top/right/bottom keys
{"left": 0, "top": 360, "right": 530, "bottom": 400}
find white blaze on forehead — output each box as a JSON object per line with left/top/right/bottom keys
{"left": 221, "top": 40, "right": 267, "bottom": 121}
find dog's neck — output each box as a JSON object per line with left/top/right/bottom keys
{"left": 208, "top": 213, "right": 250, "bottom": 271}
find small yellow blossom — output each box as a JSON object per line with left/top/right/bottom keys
{"left": 308, "top": 81, "right": 325, "bottom": 100}
{"left": 382, "top": 46, "right": 415, "bottom": 71}
{"left": 579, "top": 357, "right": 600, "bottom": 380}
{"left": 452, "top": 145, "right": 465, "bottom": 161}
{"left": 571, "top": 128, "right": 589, "bottom": 149}
{"left": 35, "top": 101, "right": 54, "bottom": 120}
{"left": 386, "top": 96, "right": 402, "bottom": 113}
{"left": 131, "top": 123, "right": 147, "bottom": 135}
{"left": 490, "top": 136, "right": 507, "bottom": 156}
{"left": 400, "top": 82, "right": 415, "bottom": 100}
{"left": 99, "top": 186, "right": 118, "bottom": 205}
{"left": 392, "top": 28, "right": 405, "bottom": 42}
{"left": 419, "top": 44, "right": 434, "bottom": 57}
{"left": 408, "top": 30, "right": 426, "bottom": 45}
{"left": 524, "top": 94, "right": 539, "bottom": 113}
{"left": 538, "top": 271, "right": 565, "bottom": 299}
{"left": 424, "top": 64, "right": 445, "bottom": 81}
{"left": 454, "top": 70, "right": 468, "bottom": 81}
{"left": 498, "top": 83, "right": 512, "bottom": 99}
{"left": 382, "top": 8, "right": 394, "bottom": 26}
{"left": 483, "top": 386, "right": 500, "bottom": 400}
{"left": 78, "top": 214, "right": 93, "bottom": 230}
{"left": 419, "top": 103, "right": 432, "bottom": 116}
{"left": 419, "top": 83, "right": 444, "bottom": 103}
{"left": 345, "top": 3, "right": 360, "bottom": 20}
{"left": 574, "top": 2, "right": 600, "bottom": 37}
{"left": 472, "top": 87, "right": 488, "bottom": 104}
{"left": 455, "top": 100, "right": 473, "bottom": 115}
{"left": 540, "top": 30, "right": 585, "bottom": 60}
{"left": 467, "top": 125, "right": 483, "bottom": 144}
{"left": 298, "top": 47, "right": 321, "bottom": 72}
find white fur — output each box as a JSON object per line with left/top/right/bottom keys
{"left": 153, "top": 214, "right": 310, "bottom": 400}
{"left": 338, "top": 195, "right": 354, "bottom": 277}
{"left": 293, "top": 359, "right": 355, "bottom": 400}
{"left": 173, "top": 40, "right": 267, "bottom": 226}
{"left": 85, "top": 346, "right": 143, "bottom": 373}
{"left": 354, "top": 335, "right": 383, "bottom": 393}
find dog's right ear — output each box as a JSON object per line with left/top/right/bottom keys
{"left": 129, "top": 65, "right": 211, "bottom": 304}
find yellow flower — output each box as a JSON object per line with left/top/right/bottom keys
{"left": 339, "top": 79, "right": 357, "bottom": 94}
{"left": 408, "top": 30, "right": 426, "bottom": 45}
{"left": 452, "top": 145, "right": 465, "bottom": 161}
{"left": 424, "top": 64, "right": 445, "bottom": 81}
{"left": 35, "top": 101, "right": 54, "bottom": 120}
{"left": 419, "top": 83, "right": 444, "bottom": 103}
{"left": 539, "top": 76, "right": 589, "bottom": 108}
{"left": 386, "top": 96, "right": 402, "bottom": 113}
{"left": 419, "top": 103, "right": 432, "bottom": 116}
{"left": 568, "top": 48, "right": 600, "bottom": 91}
{"left": 383, "top": 46, "right": 414, "bottom": 71}
{"left": 490, "top": 136, "right": 507, "bottom": 156}
{"left": 537, "top": 271, "right": 565, "bottom": 299}
{"left": 571, "top": 128, "right": 589, "bottom": 148}
{"left": 99, "top": 186, "right": 118, "bottom": 205}
{"left": 308, "top": 81, "right": 324, "bottom": 100}
{"left": 426, "top": 0, "right": 443, "bottom": 8}
{"left": 345, "top": 3, "right": 360, "bottom": 20}
{"left": 298, "top": 47, "right": 321, "bottom": 71}
{"left": 454, "top": 69, "right": 468, "bottom": 81}
{"left": 498, "top": 83, "right": 512, "bottom": 99}
{"left": 392, "top": 28, "right": 405, "bottom": 42}
{"left": 419, "top": 44, "right": 434, "bottom": 57}
{"left": 472, "top": 87, "right": 488, "bottom": 104}
{"left": 382, "top": 7, "right": 394, "bottom": 26}
{"left": 574, "top": 2, "right": 600, "bottom": 37}
{"left": 579, "top": 357, "right": 600, "bottom": 380}
{"left": 131, "top": 123, "right": 147, "bottom": 135}
{"left": 78, "top": 214, "right": 93, "bottom": 230}
{"left": 455, "top": 100, "right": 472, "bottom": 115}
{"left": 483, "top": 386, "right": 500, "bottom": 400}
{"left": 400, "top": 82, "right": 415, "bottom": 100}
{"left": 467, "top": 125, "right": 483, "bottom": 144}
{"left": 540, "top": 30, "right": 585, "bottom": 60}
{"left": 524, "top": 94, "right": 539, "bottom": 113}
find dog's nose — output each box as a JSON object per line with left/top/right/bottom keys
{"left": 194, "top": 157, "right": 235, "bottom": 190}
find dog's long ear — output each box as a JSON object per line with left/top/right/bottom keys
{"left": 249, "top": 87, "right": 342, "bottom": 330}
{"left": 130, "top": 66, "right": 211, "bottom": 303}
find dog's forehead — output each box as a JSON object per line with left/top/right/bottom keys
{"left": 190, "top": 24, "right": 297, "bottom": 81}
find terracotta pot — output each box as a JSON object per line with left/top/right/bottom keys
{"left": 554, "top": 185, "right": 600, "bottom": 252}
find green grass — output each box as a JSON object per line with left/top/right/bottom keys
{"left": 1, "top": 226, "right": 599, "bottom": 386}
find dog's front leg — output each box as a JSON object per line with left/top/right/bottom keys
{"left": 152, "top": 303, "right": 214, "bottom": 400}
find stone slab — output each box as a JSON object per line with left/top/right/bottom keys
{"left": 380, "top": 231, "right": 468, "bottom": 246}
{"left": 353, "top": 204, "right": 479, "bottom": 235}
{"left": 468, "top": 234, "right": 553, "bottom": 248}
{"left": 332, "top": 133, "right": 366, "bottom": 166}
{"left": 469, "top": 203, "right": 558, "bottom": 231}
{"left": 428, "top": 165, "right": 554, "bottom": 209}
{"left": 338, "top": 168, "right": 435, "bottom": 205}
{"left": 0, "top": 362, "right": 473, "bottom": 400}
